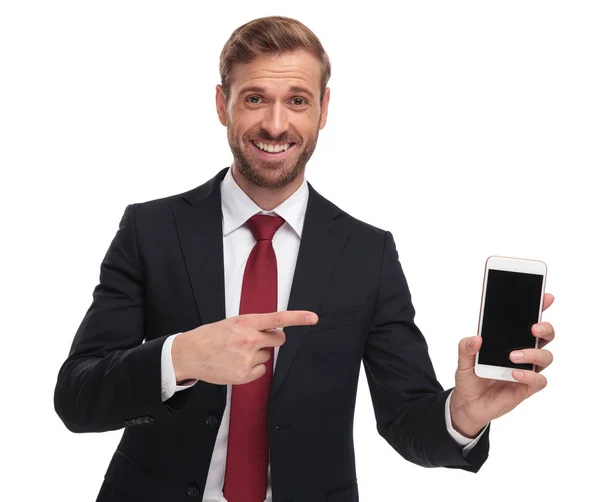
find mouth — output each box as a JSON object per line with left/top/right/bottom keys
{"left": 250, "top": 140, "right": 296, "bottom": 160}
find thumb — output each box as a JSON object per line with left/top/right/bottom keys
{"left": 457, "top": 336, "right": 482, "bottom": 372}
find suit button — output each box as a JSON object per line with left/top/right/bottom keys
{"left": 188, "top": 484, "right": 200, "bottom": 497}
{"left": 205, "top": 415, "right": 219, "bottom": 428}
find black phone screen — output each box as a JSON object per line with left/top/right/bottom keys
{"left": 478, "top": 269, "right": 543, "bottom": 370}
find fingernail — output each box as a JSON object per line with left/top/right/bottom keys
{"left": 535, "top": 326, "right": 545, "bottom": 335}
{"left": 514, "top": 371, "right": 525, "bottom": 379}
{"left": 306, "top": 314, "right": 318, "bottom": 323}
{"left": 467, "top": 337, "right": 477, "bottom": 349}
{"left": 511, "top": 351, "right": 524, "bottom": 360}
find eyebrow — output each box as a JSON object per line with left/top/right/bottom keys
{"left": 289, "top": 86, "right": 315, "bottom": 98}
{"left": 239, "top": 85, "right": 315, "bottom": 99}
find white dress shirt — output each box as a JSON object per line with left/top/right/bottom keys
{"left": 160, "top": 166, "right": 486, "bottom": 501}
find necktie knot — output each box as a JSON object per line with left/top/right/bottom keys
{"left": 246, "top": 213, "right": 285, "bottom": 242}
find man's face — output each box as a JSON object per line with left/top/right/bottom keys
{"left": 216, "top": 51, "right": 330, "bottom": 189}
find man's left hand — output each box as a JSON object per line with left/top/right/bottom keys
{"left": 449, "top": 293, "right": 555, "bottom": 438}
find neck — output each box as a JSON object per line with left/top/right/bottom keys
{"left": 231, "top": 163, "right": 304, "bottom": 211}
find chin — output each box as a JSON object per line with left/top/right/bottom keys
{"left": 239, "top": 159, "right": 301, "bottom": 189}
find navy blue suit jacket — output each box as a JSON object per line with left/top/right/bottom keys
{"left": 55, "top": 167, "right": 489, "bottom": 502}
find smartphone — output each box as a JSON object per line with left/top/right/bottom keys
{"left": 474, "top": 256, "right": 547, "bottom": 382}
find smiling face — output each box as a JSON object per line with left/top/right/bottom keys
{"left": 216, "top": 51, "right": 330, "bottom": 190}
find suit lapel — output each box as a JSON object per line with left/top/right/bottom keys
{"left": 269, "top": 184, "right": 350, "bottom": 404}
{"left": 173, "top": 168, "right": 228, "bottom": 328}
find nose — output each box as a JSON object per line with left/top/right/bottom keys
{"left": 260, "top": 102, "right": 289, "bottom": 139}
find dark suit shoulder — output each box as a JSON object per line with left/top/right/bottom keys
{"left": 344, "top": 212, "right": 388, "bottom": 237}
{"left": 132, "top": 190, "right": 185, "bottom": 211}
{"left": 124, "top": 190, "right": 193, "bottom": 236}
{"left": 132, "top": 188, "right": 192, "bottom": 214}
{"left": 128, "top": 167, "right": 228, "bottom": 222}
{"left": 322, "top": 198, "right": 389, "bottom": 239}
{"left": 308, "top": 183, "right": 388, "bottom": 239}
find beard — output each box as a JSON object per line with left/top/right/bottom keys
{"left": 227, "top": 123, "right": 319, "bottom": 190}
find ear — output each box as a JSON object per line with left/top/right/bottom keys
{"left": 216, "top": 85, "right": 227, "bottom": 126}
{"left": 318, "top": 87, "right": 330, "bottom": 130}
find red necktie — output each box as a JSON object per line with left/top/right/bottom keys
{"left": 223, "top": 213, "right": 286, "bottom": 502}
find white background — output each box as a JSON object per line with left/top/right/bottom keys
{"left": 1, "top": 1, "right": 598, "bottom": 500}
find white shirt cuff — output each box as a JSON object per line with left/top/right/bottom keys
{"left": 160, "top": 333, "right": 197, "bottom": 402}
{"left": 445, "top": 390, "right": 489, "bottom": 456}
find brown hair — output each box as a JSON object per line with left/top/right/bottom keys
{"left": 219, "top": 16, "right": 331, "bottom": 103}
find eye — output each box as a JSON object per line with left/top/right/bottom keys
{"left": 247, "top": 96, "right": 262, "bottom": 104}
{"left": 292, "top": 97, "right": 308, "bottom": 106}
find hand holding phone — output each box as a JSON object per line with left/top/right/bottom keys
{"left": 474, "top": 256, "right": 547, "bottom": 382}
{"left": 449, "top": 256, "right": 553, "bottom": 435}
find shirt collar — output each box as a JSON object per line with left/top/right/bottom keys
{"left": 220, "top": 165, "right": 309, "bottom": 238}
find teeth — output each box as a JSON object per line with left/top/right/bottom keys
{"left": 254, "top": 141, "right": 290, "bottom": 153}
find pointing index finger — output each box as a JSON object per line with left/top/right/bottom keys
{"left": 246, "top": 310, "right": 319, "bottom": 331}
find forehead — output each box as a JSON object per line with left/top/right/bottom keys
{"left": 229, "top": 51, "right": 321, "bottom": 95}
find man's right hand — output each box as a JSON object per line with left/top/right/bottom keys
{"left": 171, "top": 311, "right": 319, "bottom": 386}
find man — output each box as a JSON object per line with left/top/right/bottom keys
{"left": 54, "top": 16, "right": 555, "bottom": 502}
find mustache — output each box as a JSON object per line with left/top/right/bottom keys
{"left": 248, "top": 131, "right": 299, "bottom": 144}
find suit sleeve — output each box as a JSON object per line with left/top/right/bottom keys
{"left": 362, "top": 231, "right": 490, "bottom": 472}
{"left": 54, "top": 204, "right": 180, "bottom": 432}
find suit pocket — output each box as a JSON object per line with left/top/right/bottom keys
{"left": 326, "top": 478, "right": 359, "bottom": 502}
{"left": 103, "top": 451, "right": 153, "bottom": 501}
{"left": 313, "top": 306, "right": 365, "bottom": 332}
